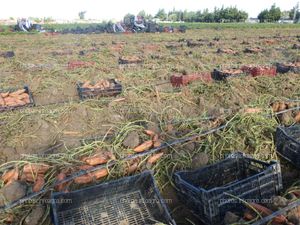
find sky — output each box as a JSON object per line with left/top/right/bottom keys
{"left": 0, "top": 0, "right": 298, "bottom": 20}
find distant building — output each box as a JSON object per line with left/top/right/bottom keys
{"left": 246, "top": 18, "right": 259, "bottom": 23}
{"left": 278, "top": 19, "right": 295, "bottom": 24}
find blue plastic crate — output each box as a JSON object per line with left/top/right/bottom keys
{"left": 276, "top": 125, "right": 300, "bottom": 168}
{"left": 174, "top": 152, "right": 282, "bottom": 225}
{"left": 51, "top": 171, "right": 176, "bottom": 225}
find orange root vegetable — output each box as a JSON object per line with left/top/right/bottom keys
{"left": 152, "top": 134, "right": 159, "bottom": 142}
{"left": 10, "top": 89, "right": 26, "bottom": 96}
{"left": 127, "top": 162, "right": 139, "bottom": 174}
{"left": 74, "top": 174, "right": 93, "bottom": 184}
{"left": 147, "top": 152, "right": 164, "bottom": 164}
{"left": 78, "top": 165, "right": 93, "bottom": 171}
{"left": 33, "top": 176, "right": 45, "bottom": 192}
{"left": 2, "top": 168, "right": 19, "bottom": 184}
{"left": 22, "top": 172, "right": 44, "bottom": 183}
{"left": 82, "top": 81, "right": 91, "bottom": 88}
{"left": 248, "top": 203, "right": 287, "bottom": 223}
{"left": 244, "top": 108, "right": 262, "bottom": 114}
{"left": 1, "top": 92, "right": 9, "bottom": 98}
{"left": 0, "top": 95, "right": 4, "bottom": 106}
{"left": 144, "top": 130, "right": 156, "bottom": 137}
{"left": 83, "top": 152, "right": 115, "bottom": 166}
{"left": 153, "top": 140, "right": 162, "bottom": 148}
{"left": 55, "top": 172, "right": 68, "bottom": 191}
{"left": 294, "top": 112, "right": 300, "bottom": 123}
{"left": 134, "top": 140, "right": 153, "bottom": 152}
{"left": 278, "top": 102, "right": 287, "bottom": 112}
{"left": 92, "top": 168, "right": 108, "bottom": 179}
{"left": 244, "top": 210, "right": 255, "bottom": 220}
{"left": 272, "top": 102, "right": 280, "bottom": 112}
{"left": 23, "top": 163, "right": 50, "bottom": 175}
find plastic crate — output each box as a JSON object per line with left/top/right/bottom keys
{"left": 241, "top": 65, "right": 277, "bottom": 77}
{"left": 170, "top": 73, "right": 212, "bottom": 87}
{"left": 251, "top": 199, "right": 300, "bottom": 225}
{"left": 0, "top": 86, "right": 35, "bottom": 112}
{"left": 276, "top": 125, "right": 300, "bottom": 168}
{"left": 276, "top": 63, "right": 300, "bottom": 74}
{"left": 77, "top": 79, "right": 122, "bottom": 100}
{"left": 51, "top": 171, "right": 176, "bottom": 225}
{"left": 173, "top": 152, "right": 282, "bottom": 225}
{"left": 118, "top": 57, "right": 143, "bottom": 65}
{"left": 212, "top": 69, "right": 245, "bottom": 81}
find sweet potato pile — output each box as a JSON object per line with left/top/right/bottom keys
{"left": 244, "top": 47, "right": 264, "bottom": 53}
{"left": 221, "top": 69, "right": 244, "bottom": 75}
{"left": 119, "top": 56, "right": 143, "bottom": 64}
{"left": 241, "top": 65, "right": 277, "bottom": 77}
{"left": 217, "top": 48, "right": 238, "bottom": 55}
{"left": 81, "top": 80, "right": 115, "bottom": 90}
{"left": 271, "top": 101, "right": 300, "bottom": 123}
{"left": 0, "top": 89, "right": 30, "bottom": 107}
{"left": 228, "top": 194, "right": 300, "bottom": 225}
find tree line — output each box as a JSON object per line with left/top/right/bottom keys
{"left": 152, "top": 7, "right": 248, "bottom": 23}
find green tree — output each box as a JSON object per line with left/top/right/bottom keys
{"left": 258, "top": 4, "right": 281, "bottom": 22}
{"left": 155, "top": 9, "right": 167, "bottom": 20}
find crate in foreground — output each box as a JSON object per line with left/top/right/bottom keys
{"left": 276, "top": 125, "right": 300, "bottom": 168}
{"left": 174, "top": 152, "right": 282, "bottom": 225}
{"left": 51, "top": 171, "right": 176, "bottom": 225}
{"left": 0, "top": 86, "right": 35, "bottom": 112}
{"left": 77, "top": 79, "right": 122, "bottom": 99}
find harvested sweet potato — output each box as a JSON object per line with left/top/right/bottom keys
{"left": 82, "top": 81, "right": 91, "bottom": 88}
{"left": 1, "top": 92, "right": 9, "bottom": 98}
{"left": 248, "top": 203, "right": 287, "bottom": 224}
{"left": 10, "top": 89, "right": 26, "bottom": 96}
{"left": 74, "top": 174, "right": 93, "bottom": 184}
{"left": 144, "top": 130, "right": 156, "bottom": 137}
{"left": 244, "top": 210, "right": 255, "bottom": 220}
{"left": 278, "top": 102, "right": 287, "bottom": 111}
{"left": 272, "top": 102, "right": 280, "bottom": 112}
{"left": 0, "top": 95, "right": 4, "bottom": 106}
{"left": 92, "top": 168, "right": 108, "bottom": 179}
{"left": 55, "top": 172, "right": 68, "bottom": 192}
{"left": 127, "top": 162, "right": 139, "bottom": 174}
{"left": 2, "top": 168, "right": 19, "bottom": 184}
{"left": 23, "top": 163, "right": 50, "bottom": 175}
{"left": 32, "top": 176, "right": 45, "bottom": 192}
{"left": 152, "top": 134, "right": 159, "bottom": 142}
{"left": 153, "top": 140, "right": 162, "bottom": 148}
{"left": 22, "top": 172, "right": 44, "bottom": 183}
{"left": 134, "top": 140, "right": 153, "bottom": 152}
{"left": 294, "top": 112, "right": 300, "bottom": 123}
{"left": 83, "top": 151, "right": 115, "bottom": 166}
{"left": 147, "top": 152, "right": 164, "bottom": 164}
{"left": 244, "top": 108, "right": 262, "bottom": 114}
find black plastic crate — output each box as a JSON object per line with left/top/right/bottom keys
{"left": 251, "top": 199, "right": 300, "bottom": 225}
{"left": 77, "top": 79, "right": 122, "bottom": 100}
{"left": 51, "top": 171, "right": 176, "bottom": 225}
{"left": 276, "top": 125, "right": 300, "bottom": 168}
{"left": 276, "top": 63, "right": 300, "bottom": 74}
{"left": 212, "top": 69, "right": 246, "bottom": 81}
{"left": 173, "top": 152, "right": 282, "bottom": 225}
{"left": 0, "top": 86, "right": 35, "bottom": 112}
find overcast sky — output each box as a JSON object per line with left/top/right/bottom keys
{"left": 0, "top": 0, "right": 298, "bottom": 20}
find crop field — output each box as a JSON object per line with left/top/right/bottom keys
{"left": 0, "top": 26, "right": 300, "bottom": 224}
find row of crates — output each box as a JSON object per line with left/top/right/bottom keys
{"left": 50, "top": 138, "right": 300, "bottom": 225}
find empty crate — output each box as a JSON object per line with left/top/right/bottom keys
{"left": 276, "top": 125, "right": 300, "bottom": 168}
{"left": 174, "top": 152, "right": 282, "bottom": 225}
{"left": 51, "top": 171, "right": 176, "bottom": 225}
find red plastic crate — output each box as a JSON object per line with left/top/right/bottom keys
{"left": 68, "top": 61, "right": 95, "bottom": 69}
{"left": 241, "top": 65, "right": 277, "bottom": 77}
{"left": 170, "top": 73, "right": 212, "bottom": 87}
